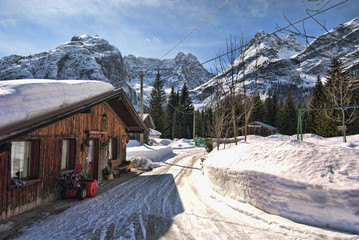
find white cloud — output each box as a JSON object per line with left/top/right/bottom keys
{"left": 248, "top": 0, "right": 270, "bottom": 18}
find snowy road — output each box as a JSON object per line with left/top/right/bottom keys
{"left": 15, "top": 148, "right": 357, "bottom": 239}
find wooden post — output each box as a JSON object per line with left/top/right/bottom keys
{"left": 193, "top": 110, "right": 196, "bottom": 142}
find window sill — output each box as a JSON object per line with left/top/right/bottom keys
{"left": 60, "top": 169, "right": 73, "bottom": 176}
{"left": 8, "top": 178, "right": 42, "bottom": 191}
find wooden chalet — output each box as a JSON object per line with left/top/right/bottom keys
{"left": 0, "top": 88, "right": 148, "bottom": 220}
{"left": 129, "top": 113, "right": 156, "bottom": 143}
{"left": 240, "top": 121, "right": 277, "bottom": 137}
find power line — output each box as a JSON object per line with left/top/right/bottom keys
{"left": 116, "top": 0, "right": 350, "bottom": 92}
{"left": 157, "top": 0, "right": 351, "bottom": 84}
{"left": 142, "top": 0, "right": 229, "bottom": 73}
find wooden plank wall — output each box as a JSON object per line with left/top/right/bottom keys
{"left": 0, "top": 102, "right": 128, "bottom": 220}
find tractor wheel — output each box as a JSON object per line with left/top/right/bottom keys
{"left": 77, "top": 187, "right": 87, "bottom": 200}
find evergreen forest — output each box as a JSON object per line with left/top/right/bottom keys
{"left": 148, "top": 58, "right": 359, "bottom": 142}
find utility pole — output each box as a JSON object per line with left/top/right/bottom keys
{"left": 140, "top": 71, "right": 144, "bottom": 145}
{"left": 193, "top": 110, "right": 196, "bottom": 142}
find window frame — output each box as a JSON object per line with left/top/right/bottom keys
{"left": 10, "top": 140, "right": 40, "bottom": 180}
{"left": 108, "top": 137, "right": 118, "bottom": 160}
{"left": 61, "top": 138, "right": 76, "bottom": 171}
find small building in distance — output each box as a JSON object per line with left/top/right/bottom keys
{"left": 240, "top": 121, "right": 277, "bottom": 137}
{"left": 129, "top": 113, "right": 159, "bottom": 143}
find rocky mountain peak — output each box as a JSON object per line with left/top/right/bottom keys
{"left": 294, "top": 16, "right": 359, "bottom": 76}
{"left": 192, "top": 17, "right": 359, "bottom": 109}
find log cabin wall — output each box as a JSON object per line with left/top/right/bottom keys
{"left": 0, "top": 102, "right": 127, "bottom": 220}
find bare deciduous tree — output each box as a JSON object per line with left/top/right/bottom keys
{"left": 323, "top": 58, "right": 358, "bottom": 142}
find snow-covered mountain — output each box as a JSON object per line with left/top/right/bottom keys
{"left": 0, "top": 35, "right": 213, "bottom": 110}
{"left": 0, "top": 35, "right": 137, "bottom": 104}
{"left": 1, "top": 16, "right": 358, "bottom": 111}
{"left": 124, "top": 52, "right": 213, "bottom": 90}
{"left": 294, "top": 17, "right": 359, "bottom": 76}
{"left": 123, "top": 52, "right": 213, "bottom": 109}
{"left": 192, "top": 16, "right": 359, "bottom": 109}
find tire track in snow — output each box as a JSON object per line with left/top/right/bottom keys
{"left": 14, "top": 148, "right": 356, "bottom": 239}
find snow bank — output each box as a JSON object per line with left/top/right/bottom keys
{"left": 0, "top": 79, "right": 114, "bottom": 128}
{"left": 148, "top": 138, "right": 173, "bottom": 146}
{"left": 127, "top": 140, "right": 141, "bottom": 147}
{"left": 203, "top": 134, "right": 359, "bottom": 234}
{"left": 129, "top": 157, "right": 161, "bottom": 171}
{"left": 127, "top": 144, "right": 173, "bottom": 161}
{"left": 168, "top": 138, "right": 194, "bottom": 149}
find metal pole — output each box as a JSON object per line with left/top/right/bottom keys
{"left": 140, "top": 71, "right": 144, "bottom": 145}
{"left": 297, "top": 108, "right": 308, "bottom": 141}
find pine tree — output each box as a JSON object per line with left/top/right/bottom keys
{"left": 148, "top": 71, "right": 166, "bottom": 135}
{"left": 195, "top": 110, "right": 204, "bottom": 138}
{"left": 264, "top": 91, "right": 278, "bottom": 127}
{"left": 306, "top": 75, "right": 337, "bottom": 136}
{"left": 277, "top": 93, "right": 297, "bottom": 135}
{"left": 251, "top": 93, "right": 265, "bottom": 122}
{"left": 164, "top": 87, "right": 179, "bottom": 139}
{"left": 178, "top": 84, "right": 194, "bottom": 139}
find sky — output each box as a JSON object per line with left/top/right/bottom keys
{"left": 0, "top": 0, "right": 358, "bottom": 69}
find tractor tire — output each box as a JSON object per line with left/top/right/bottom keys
{"left": 77, "top": 187, "right": 87, "bottom": 200}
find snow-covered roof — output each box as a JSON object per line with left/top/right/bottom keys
{"left": 253, "top": 121, "right": 276, "bottom": 130}
{"left": 0, "top": 79, "right": 149, "bottom": 143}
{"left": 141, "top": 113, "right": 155, "bottom": 129}
{"left": 0, "top": 79, "right": 114, "bottom": 129}
{"left": 149, "top": 128, "right": 161, "bottom": 136}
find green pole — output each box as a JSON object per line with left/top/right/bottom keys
{"left": 297, "top": 108, "right": 308, "bottom": 141}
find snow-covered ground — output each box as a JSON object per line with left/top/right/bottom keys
{"left": 0, "top": 79, "right": 114, "bottom": 128}
{"left": 4, "top": 135, "right": 359, "bottom": 239}
{"left": 127, "top": 138, "right": 197, "bottom": 171}
{"left": 203, "top": 134, "right": 359, "bottom": 234}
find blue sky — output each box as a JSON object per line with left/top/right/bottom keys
{"left": 0, "top": 0, "right": 358, "bottom": 69}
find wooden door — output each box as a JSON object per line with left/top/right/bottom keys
{"left": 87, "top": 139, "right": 99, "bottom": 180}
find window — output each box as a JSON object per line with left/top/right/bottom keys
{"left": 11, "top": 140, "right": 39, "bottom": 179}
{"left": 108, "top": 138, "right": 118, "bottom": 160}
{"left": 61, "top": 139, "right": 76, "bottom": 170}
{"left": 88, "top": 140, "right": 94, "bottom": 163}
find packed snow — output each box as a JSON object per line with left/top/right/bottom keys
{"left": 127, "top": 143, "right": 174, "bottom": 162}
{"left": 0, "top": 79, "right": 114, "bottom": 128}
{"left": 127, "top": 138, "right": 197, "bottom": 171}
{"left": 203, "top": 134, "right": 359, "bottom": 234}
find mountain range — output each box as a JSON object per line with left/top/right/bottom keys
{"left": 0, "top": 35, "right": 212, "bottom": 110}
{"left": 192, "top": 16, "right": 359, "bottom": 109}
{"left": 0, "top": 16, "right": 358, "bottom": 110}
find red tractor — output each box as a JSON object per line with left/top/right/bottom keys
{"left": 50, "top": 164, "right": 97, "bottom": 200}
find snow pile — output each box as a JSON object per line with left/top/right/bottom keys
{"left": 0, "top": 79, "right": 113, "bottom": 128}
{"left": 127, "top": 140, "right": 141, "bottom": 147}
{"left": 168, "top": 138, "right": 194, "bottom": 149}
{"left": 126, "top": 144, "right": 173, "bottom": 161}
{"left": 147, "top": 138, "right": 172, "bottom": 146}
{"left": 149, "top": 128, "right": 161, "bottom": 136}
{"left": 129, "top": 157, "right": 161, "bottom": 171}
{"left": 203, "top": 134, "right": 359, "bottom": 234}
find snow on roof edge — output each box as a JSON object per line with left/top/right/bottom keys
{"left": 0, "top": 79, "right": 114, "bottom": 129}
